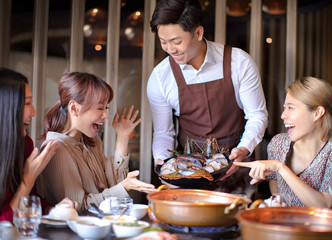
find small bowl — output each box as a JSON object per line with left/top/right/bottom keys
{"left": 48, "top": 204, "right": 78, "bottom": 220}
{"left": 112, "top": 220, "right": 150, "bottom": 238}
{"left": 103, "top": 215, "right": 137, "bottom": 223}
{"left": 67, "top": 216, "right": 111, "bottom": 239}
{"left": 130, "top": 204, "right": 148, "bottom": 219}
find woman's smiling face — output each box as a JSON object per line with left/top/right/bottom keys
{"left": 281, "top": 93, "right": 316, "bottom": 142}
{"left": 68, "top": 101, "right": 109, "bottom": 140}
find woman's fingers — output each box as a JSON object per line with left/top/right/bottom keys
{"left": 120, "top": 107, "right": 127, "bottom": 119}
{"left": 27, "top": 148, "right": 39, "bottom": 162}
{"left": 235, "top": 160, "right": 281, "bottom": 185}
{"left": 125, "top": 105, "right": 134, "bottom": 119}
{"left": 130, "top": 109, "right": 139, "bottom": 122}
{"left": 140, "top": 188, "right": 157, "bottom": 194}
{"left": 27, "top": 140, "right": 57, "bottom": 164}
{"left": 250, "top": 178, "right": 260, "bottom": 185}
{"left": 32, "top": 141, "right": 58, "bottom": 174}
{"left": 125, "top": 171, "right": 156, "bottom": 193}
{"left": 235, "top": 161, "right": 267, "bottom": 184}
{"left": 113, "top": 113, "right": 119, "bottom": 124}
{"left": 128, "top": 170, "right": 140, "bottom": 178}
{"left": 58, "top": 198, "right": 80, "bottom": 210}
{"left": 38, "top": 140, "right": 58, "bottom": 163}
{"left": 117, "top": 105, "right": 140, "bottom": 121}
{"left": 233, "top": 161, "right": 253, "bottom": 168}
{"left": 132, "top": 117, "right": 141, "bottom": 128}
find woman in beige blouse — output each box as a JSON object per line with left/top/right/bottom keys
{"left": 38, "top": 72, "right": 156, "bottom": 211}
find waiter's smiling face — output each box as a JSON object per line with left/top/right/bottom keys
{"left": 158, "top": 24, "right": 205, "bottom": 69}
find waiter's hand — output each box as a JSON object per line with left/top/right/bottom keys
{"left": 218, "top": 147, "right": 249, "bottom": 181}
{"left": 155, "top": 158, "right": 164, "bottom": 165}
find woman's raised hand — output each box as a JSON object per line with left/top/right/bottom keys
{"left": 23, "top": 140, "right": 58, "bottom": 189}
{"left": 112, "top": 105, "right": 141, "bottom": 139}
{"left": 121, "top": 170, "right": 156, "bottom": 194}
{"left": 112, "top": 105, "right": 141, "bottom": 157}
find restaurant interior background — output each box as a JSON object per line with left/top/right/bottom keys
{"left": 0, "top": 0, "right": 331, "bottom": 202}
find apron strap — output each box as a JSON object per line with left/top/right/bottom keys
{"left": 223, "top": 45, "right": 232, "bottom": 81}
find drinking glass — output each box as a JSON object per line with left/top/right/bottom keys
{"left": 110, "top": 197, "right": 133, "bottom": 216}
{"left": 13, "top": 195, "right": 42, "bottom": 237}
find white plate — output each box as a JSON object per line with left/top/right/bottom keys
{"left": 41, "top": 216, "right": 67, "bottom": 228}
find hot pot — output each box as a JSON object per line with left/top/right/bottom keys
{"left": 147, "top": 185, "right": 251, "bottom": 227}
{"left": 238, "top": 207, "right": 332, "bottom": 240}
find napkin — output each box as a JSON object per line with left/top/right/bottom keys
{"left": 259, "top": 195, "right": 287, "bottom": 207}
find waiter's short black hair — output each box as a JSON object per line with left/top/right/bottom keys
{"left": 150, "top": 0, "right": 203, "bottom": 34}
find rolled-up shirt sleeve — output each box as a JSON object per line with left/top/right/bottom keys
{"left": 147, "top": 68, "right": 176, "bottom": 161}
{"left": 232, "top": 49, "right": 268, "bottom": 154}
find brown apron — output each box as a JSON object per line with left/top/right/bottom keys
{"left": 169, "top": 45, "right": 256, "bottom": 198}
{"left": 170, "top": 45, "right": 246, "bottom": 151}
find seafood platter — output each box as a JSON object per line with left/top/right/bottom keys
{"left": 155, "top": 138, "right": 232, "bottom": 188}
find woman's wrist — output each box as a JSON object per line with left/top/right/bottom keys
{"left": 115, "top": 135, "right": 129, "bottom": 157}
{"left": 116, "top": 135, "right": 129, "bottom": 145}
{"left": 22, "top": 175, "right": 36, "bottom": 191}
{"left": 121, "top": 179, "right": 130, "bottom": 192}
{"left": 10, "top": 180, "right": 33, "bottom": 209}
{"left": 277, "top": 162, "right": 288, "bottom": 177}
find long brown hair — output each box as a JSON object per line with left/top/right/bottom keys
{"left": 44, "top": 72, "right": 113, "bottom": 146}
{"left": 0, "top": 68, "right": 27, "bottom": 208}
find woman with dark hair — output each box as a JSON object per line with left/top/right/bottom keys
{"left": 0, "top": 68, "right": 76, "bottom": 221}
{"left": 235, "top": 77, "right": 332, "bottom": 208}
{"left": 38, "top": 72, "right": 155, "bottom": 211}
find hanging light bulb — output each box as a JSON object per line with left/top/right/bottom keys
{"left": 123, "top": 11, "right": 144, "bottom": 47}
{"left": 227, "top": 0, "right": 250, "bottom": 17}
{"left": 262, "top": 0, "right": 286, "bottom": 15}
{"left": 84, "top": 8, "right": 107, "bottom": 45}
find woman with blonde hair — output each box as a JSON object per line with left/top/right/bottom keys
{"left": 235, "top": 77, "right": 332, "bottom": 207}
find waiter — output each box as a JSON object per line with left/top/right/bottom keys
{"left": 147, "top": 0, "right": 268, "bottom": 195}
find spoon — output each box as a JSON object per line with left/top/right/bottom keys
{"left": 90, "top": 203, "right": 105, "bottom": 217}
{"left": 115, "top": 206, "right": 130, "bottom": 220}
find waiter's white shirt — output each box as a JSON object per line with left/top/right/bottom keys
{"left": 147, "top": 40, "right": 268, "bottom": 161}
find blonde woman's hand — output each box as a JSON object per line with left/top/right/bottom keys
{"left": 233, "top": 160, "right": 283, "bottom": 184}
{"left": 122, "top": 170, "right": 156, "bottom": 194}
{"left": 23, "top": 140, "right": 58, "bottom": 188}
{"left": 112, "top": 105, "right": 141, "bottom": 139}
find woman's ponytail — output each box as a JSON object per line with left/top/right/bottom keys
{"left": 42, "top": 100, "right": 67, "bottom": 138}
